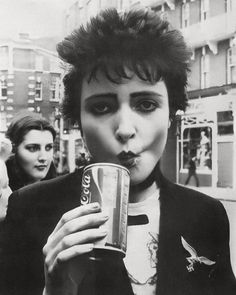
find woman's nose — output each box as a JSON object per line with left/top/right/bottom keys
{"left": 115, "top": 109, "right": 136, "bottom": 143}
{"left": 38, "top": 149, "right": 47, "bottom": 161}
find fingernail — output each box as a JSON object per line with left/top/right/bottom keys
{"left": 91, "top": 202, "right": 100, "bottom": 209}
{"left": 99, "top": 230, "right": 107, "bottom": 236}
{"left": 101, "top": 214, "right": 109, "bottom": 221}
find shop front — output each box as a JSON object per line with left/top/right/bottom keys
{"left": 177, "top": 92, "right": 236, "bottom": 196}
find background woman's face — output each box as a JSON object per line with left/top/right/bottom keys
{"left": 80, "top": 72, "right": 170, "bottom": 185}
{"left": 16, "top": 130, "right": 54, "bottom": 183}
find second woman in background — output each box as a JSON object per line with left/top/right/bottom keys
{"left": 5, "top": 110, "right": 57, "bottom": 191}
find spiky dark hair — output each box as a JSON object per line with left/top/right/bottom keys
{"left": 57, "top": 8, "right": 191, "bottom": 124}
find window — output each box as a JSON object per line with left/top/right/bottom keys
{"left": 227, "top": 47, "right": 236, "bottom": 84}
{"left": 217, "top": 111, "right": 234, "bottom": 135}
{"left": 182, "top": 127, "right": 212, "bottom": 170}
{"left": 35, "top": 77, "right": 42, "bottom": 101}
{"left": 217, "top": 142, "right": 233, "bottom": 188}
{"left": 200, "top": 0, "right": 209, "bottom": 21}
{"left": 182, "top": 2, "right": 190, "bottom": 28}
{"left": 201, "top": 49, "right": 210, "bottom": 88}
{"left": 50, "top": 76, "right": 60, "bottom": 101}
{"left": 0, "top": 76, "right": 7, "bottom": 99}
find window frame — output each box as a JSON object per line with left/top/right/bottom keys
{"left": 50, "top": 76, "right": 60, "bottom": 102}
{"left": 0, "top": 76, "right": 7, "bottom": 100}
{"left": 35, "top": 77, "right": 42, "bottom": 101}
{"left": 201, "top": 50, "right": 210, "bottom": 89}
{"left": 182, "top": 1, "right": 190, "bottom": 28}
{"left": 227, "top": 47, "right": 236, "bottom": 84}
{"left": 200, "top": 0, "right": 209, "bottom": 21}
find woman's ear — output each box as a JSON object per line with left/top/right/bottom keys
{"left": 168, "top": 118, "right": 172, "bottom": 128}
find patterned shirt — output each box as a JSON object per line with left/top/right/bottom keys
{"left": 124, "top": 190, "right": 160, "bottom": 295}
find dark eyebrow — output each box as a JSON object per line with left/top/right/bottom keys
{"left": 25, "top": 143, "right": 40, "bottom": 147}
{"left": 84, "top": 93, "right": 117, "bottom": 101}
{"left": 130, "top": 91, "right": 162, "bottom": 98}
{"left": 25, "top": 143, "right": 40, "bottom": 145}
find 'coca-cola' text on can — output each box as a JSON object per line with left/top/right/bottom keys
{"left": 81, "top": 163, "right": 130, "bottom": 257}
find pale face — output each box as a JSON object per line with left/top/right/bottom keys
{"left": 16, "top": 130, "right": 54, "bottom": 183}
{"left": 80, "top": 72, "right": 170, "bottom": 186}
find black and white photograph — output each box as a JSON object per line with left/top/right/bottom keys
{"left": 0, "top": 1, "right": 236, "bottom": 294}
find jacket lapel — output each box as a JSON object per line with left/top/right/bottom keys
{"left": 156, "top": 176, "right": 189, "bottom": 295}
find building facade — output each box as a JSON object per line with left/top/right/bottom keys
{"left": 0, "top": 34, "right": 65, "bottom": 172}
{"left": 170, "top": 0, "right": 236, "bottom": 200}
{"left": 0, "top": 34, "right": 62, "bottom": 131}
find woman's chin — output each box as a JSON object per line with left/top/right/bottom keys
{"left": 129, "top": 173, "right": 149, "bottom": 187}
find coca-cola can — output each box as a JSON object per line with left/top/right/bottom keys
{"left": 81, "top": 163, "right": 130, "bottom": 258}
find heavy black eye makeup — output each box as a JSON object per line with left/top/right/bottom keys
{"left": 90, "top": 102, "right": 112, "bottom": 114}
{"left": 84, "top": 93, "right": 117, "bottom": 115}
{"left": 131, "top": 91, "right": 162, "bottom": 113}
{"left": 25, "top": 144, "right": 40, "bottom": 152}
{"left": 83, "top": 91, "right": 163, "bottom": 115}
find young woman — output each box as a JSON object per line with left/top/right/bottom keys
{"left": 0, "top": 9, "right": 235, "bottom": 295}
{"left": 0, "top": 111, "right": 57, "bottom": 221}
{"left": 5, "top": 111, "right": 57, "bottom": 191}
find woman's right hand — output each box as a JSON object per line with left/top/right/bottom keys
{"left": 42, "top": 202, "right": 108, "bottom": 295}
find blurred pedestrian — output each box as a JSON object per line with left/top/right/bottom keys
{"left": 185, "top": 156, "right": 199, "bottom": 187}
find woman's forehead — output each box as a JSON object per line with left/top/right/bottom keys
{"left": 81, "top": 70, "right": 167, "bottom": 99}
{"left": 22, "top": 130, "right": 53, "bottom": 144}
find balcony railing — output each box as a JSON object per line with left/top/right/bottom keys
{"left": 181, "top": 11, "right": 236, "bottom": 49}
{"left": 129, "top": 0, "right": 175, "bottom": 9}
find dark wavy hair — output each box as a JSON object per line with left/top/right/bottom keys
{"left": 6, "top": 110, "right": 56, "bottom": 151}
{"left": 57, "top": 8, "right": 191, "bottom": 125}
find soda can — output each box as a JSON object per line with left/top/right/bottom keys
{"left": 81, "top": 163, "right": 130, "bottom": 258}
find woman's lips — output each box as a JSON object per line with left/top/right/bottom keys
{"left": 117, "top": 151, "right": 139, "bottom": 168}
{"left": 35, "top": 165, "right": 48, "bottom": 171}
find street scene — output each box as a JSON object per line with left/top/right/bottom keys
{"left": 0, "top": 0, "right": 236, "bottom": 293}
